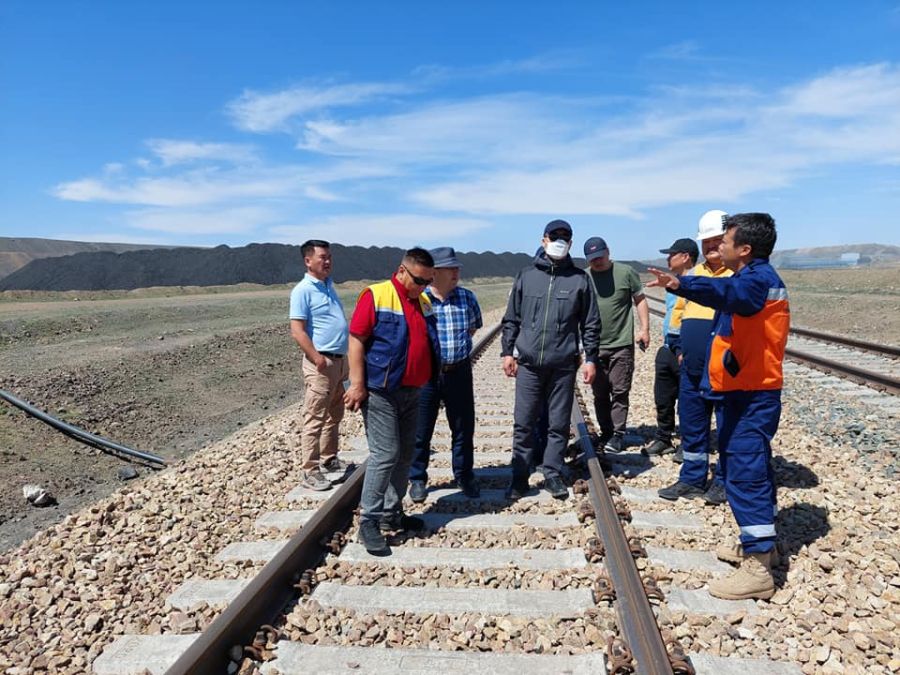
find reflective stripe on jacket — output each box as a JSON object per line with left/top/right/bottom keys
{"left": 674, "top": 259, "right": 789, "bottom": 392}
{"left": 362, "top": 279, "right": 440, "bottom": 392}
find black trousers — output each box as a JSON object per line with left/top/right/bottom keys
{"left": 653, "top": 345, "right": 680, "bottom": 442}
{"left": 511, "top": 364, "right": 577, "bottom": 482}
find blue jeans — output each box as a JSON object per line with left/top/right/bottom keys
{"left": 410, "top": 360, "right": 475, "bottom": 483}
{"left": 360, "top": 386, "right": 420, "bottom": 524}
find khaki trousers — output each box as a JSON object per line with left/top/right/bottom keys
{"left": 300, "top": 355, "right": 349, "bottom": 471}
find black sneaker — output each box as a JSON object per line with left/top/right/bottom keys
{"left": 409, "top": 480, "right": 427, "bottom": 503}
{"left": 604, "top": 434, "right": 625, "bottom": 454}
{"left": 703, "top": 480, "right": 727, "bottom": 505}
{"left": 672, "top": 447, "right": 684, "bottom": 464}
{"left": 379, "top": 513, "right": 425, "bottom": 533}
{"left": 456, "top": 475, "right": 481, "bottom": 499}
{"left": 322, "top": 457, "right": 354, "bottom": 473}
{"left": 658, "top": 480, "right": 706, "bottom": 501}
{"left": 358, "top": 520, "right": 390, "bottom": 556}
{"left": 642, "top": 439, "right": 675, "bottom": 457}
{"left": 505, "top": 481, "right": 529, "bottom": 501}
{"left": 543, "top": 475, "right": 569, "bottom": 500}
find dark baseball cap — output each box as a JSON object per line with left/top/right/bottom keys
{"left": 583, "top": 236, "right": 608, "bottom": 262}
{"left": 659, "top": 238, "right": 699, "bottom": 259}
{"left": 543, "top": 219, "right": 572, "bottom": 237}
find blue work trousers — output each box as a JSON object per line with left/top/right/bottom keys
{"left": 678, "top": 370, "right": 723, "bottom": 488}
{"left": 512, "top": 364, "right": 576, "bottom": 482}
{"left": 719, "top": 389, "right": 780, "bottom": 554}
{"left": 359, "top": 386, "right": 420, "bottom": 524}
{"left": 409, "top": 359, "right": 475, "bottom": 483}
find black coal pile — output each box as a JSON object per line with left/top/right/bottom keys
{"left": 0, "top": 243, "right": 546, "bottom": 291}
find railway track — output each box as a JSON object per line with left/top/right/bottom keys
{"left": 94, "top": 325, "right": 812, "bottom": 675}
{"left": 644, "top": 294, "right": 900, "bottom": 396}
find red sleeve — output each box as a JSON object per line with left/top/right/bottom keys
{"left": 349, "top": 289, "right": 376, "bottom": 339}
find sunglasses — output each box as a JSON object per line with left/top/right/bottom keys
{"left": 401, "top": 264, "right": 433, "bottom": 286}
{"left": 547, "top": 231, "right": 572, "bottom": 242}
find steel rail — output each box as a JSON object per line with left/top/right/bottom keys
{"left": 783, "top": 347, "right": 900, "bottom": 396}
{"left": 0, "top": 388, "right": 167, "bottom": 467}
{"left": 644, "top": 296, "right": 900, "bottom": 395}
{"left": 789, "top": 326, "right": 900, "bottom": 359}
{"left": 644, "top": 293, "right": 899, "bottom": 358}
{"left": 166, "top": 322, "right": 503, "bottom": 675}
{"left": 571, "top": 399, "right": 673, "bottom": 675}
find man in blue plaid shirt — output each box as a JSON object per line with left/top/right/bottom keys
{"left": 409, "top": 246, "right": 484, "bottom": 501}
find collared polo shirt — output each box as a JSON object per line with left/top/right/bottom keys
{"left": 426, "top": 285, "right": 483, "bottom": 364}
{"left": 349, "top": 274, "right": 432, "bottom": 387}
{"left": 289, "top": 273, "right": 349, "bottom": 354}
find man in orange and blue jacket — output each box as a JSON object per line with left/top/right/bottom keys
{"left": 647, "top": 213, "right": 789, "bottom": 601}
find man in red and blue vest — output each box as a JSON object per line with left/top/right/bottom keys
{"left": 345, "top": 247, "right": 442, "bottom": 556}
{"left": 647, "top": 213, "right": 789, "bottom": 600}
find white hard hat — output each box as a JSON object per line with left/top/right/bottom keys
{"left": 697, "top": 210, "right": 728, "bottom": 241}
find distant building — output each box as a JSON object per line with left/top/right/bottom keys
{"left": 777, "top": 252, "right": 862, "bottom": 269}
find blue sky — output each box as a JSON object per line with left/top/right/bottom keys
{"left": 2, "top": 1, "right": 899, "bottom": 259}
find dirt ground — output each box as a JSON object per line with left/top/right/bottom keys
{"left": 0, "top": 268, "right": 896, "bottom": 552}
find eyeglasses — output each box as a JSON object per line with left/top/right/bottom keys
{"left": 401, "top": 264, "right": 433, "bottom": 286}
{"left": 547, "top": 231, "right": 572, "bottom": 242}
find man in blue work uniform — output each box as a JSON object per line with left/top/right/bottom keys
{"left": 647, "top": 212, "right": 789, "bottom": 600}
{"left": 408, "top": 247, "right": 483, "bottom": 501}
{"left": 501, "top": 220, "right": 601, "bottom": 500}
{"left": 643, "top": 237, "right": 698, "bottom": 457}
{"left": 657, "top": 211, "right": 732, "bottom": 505}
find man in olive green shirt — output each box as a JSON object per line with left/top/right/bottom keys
{"left": 584, "top": 237, "right": 650, "bottom": 453}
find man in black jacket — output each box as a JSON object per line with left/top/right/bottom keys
{"left": 501, "top": 219, "right": 601, "bottom": 499}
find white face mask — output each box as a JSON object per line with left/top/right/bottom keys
{"left": 544, "top": 239, "right": 571, "bottom": 260}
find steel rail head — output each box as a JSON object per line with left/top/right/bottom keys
{"left": 570, "top": 401, "right": 674, "bottom": 675}
{"left": 166, "top": 463, "right": 366, "bottom": 674}
{"left": 165, "top": 322, "right": 504, "bottom": 674}
{"left": 0, "top": 388, "right": 167, "bottom": 467}
{"left": 785, "top": 348, "right": 900, "bottom": 395}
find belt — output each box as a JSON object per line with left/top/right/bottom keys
{"left": 441, "top": 358, "right": 470, "bottom": 373}
{"left": 319, "top": 351, "right": 344, "bottom": 358}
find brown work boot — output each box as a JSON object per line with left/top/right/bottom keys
{"left": 717, "top": 535, "right": 780, "bottom": 566}
{"left": 708, "top": 551, "right": 775, "bottom": 600}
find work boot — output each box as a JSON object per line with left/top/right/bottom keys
{"left": 358, "top": 520, "right": 390, "bottom": 556}
{"left": 708, "top": 551, "right": 775, "bottom": 600}
{"left": 643, "top": 439, "right": 675, "bottom": 456}
{"left": 703, "top": 480, "right": 727, "bottom": 506}
{"left": 672, "top": 447, "right": 683, "bottom": 463}
{"left": 409, "top": 480, "right": 427, "bottom": 503}
{"left": 657, "top": 480, "right": 706, "bottom": 501}
{"left": 717, "top": 535, "right": 781, "bottom": 566}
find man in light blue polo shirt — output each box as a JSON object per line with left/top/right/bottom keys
{"left": 290, "top": 239, "right": 351, "bottom": 491}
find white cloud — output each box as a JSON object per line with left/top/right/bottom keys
{"left": 227, "top": 82, "right": 412, "bottom": 133}
{"left": 146, "top": 139, "right": 258, "bottom": 166}
{"left": 125, "top": 205, "right": 275, "bottom": 234}
{"left": 270, "top": 214, "right": 493, "bottom": 248}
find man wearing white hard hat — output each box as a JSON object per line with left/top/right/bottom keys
{"left": 658, "top": 210, "right": 732, "bottom": 505}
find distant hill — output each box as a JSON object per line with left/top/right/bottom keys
{"left": 0, "top": 237, "right": 174, "bottom": 279}
{"left": 0, "top": 240, "right": 648, "bottom": 292}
